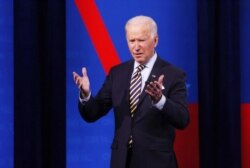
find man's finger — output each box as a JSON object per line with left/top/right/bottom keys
{"left": 72, "top": 72, "right": 79, "bottom": 81}
{"left": 82, "top": 67, "right": 88, "bottom": 77}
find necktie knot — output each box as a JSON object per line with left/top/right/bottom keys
{"left": 136, "top": 64, "right": 145, "bottom": 72}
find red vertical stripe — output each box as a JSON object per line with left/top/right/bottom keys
{"left": 241, "top": 103, "right": 250, "bottom": 168}
{"left": 75, "top": 0, "right": 121, "bottom": 74}
{"left": 175, "top": 103, "right": 199, "bottom": 168}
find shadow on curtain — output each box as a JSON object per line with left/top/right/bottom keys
{"left": 198, "top": 0, "right": 241, "bottom": 167}
{"left": 14, "top": 0, "right": 66, "bottom": 168}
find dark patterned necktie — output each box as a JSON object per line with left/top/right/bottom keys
{"left": 129, "top": 64, "right": 145, "bottom": 117}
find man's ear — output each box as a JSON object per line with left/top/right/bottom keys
{"left": 154, "top": 36, "right": 159, "bottom": 47}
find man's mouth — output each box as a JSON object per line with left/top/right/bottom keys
{"left": 134, "top": 53, "right": 143, "bottom": 56}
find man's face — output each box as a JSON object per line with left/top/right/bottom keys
{"left": 126, "top": 24, "right": 158, "bottom": 64}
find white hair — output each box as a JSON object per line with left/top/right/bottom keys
{"left": 125, "top": 15, "right": 158, "bottom": 38}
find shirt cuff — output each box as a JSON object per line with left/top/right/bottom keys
{"left": 153, "top": 95, "right": 166, "bottom": 110}
{"left": 79, "top": 92, "right": 91, "bottom": 104}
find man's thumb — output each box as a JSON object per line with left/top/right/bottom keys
{"left": 158, "top": 74, "right": 164, "bottom": 84}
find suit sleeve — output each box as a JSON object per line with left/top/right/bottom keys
{"left": 161, "top": 69, "right": 190, "bottom": 129}
{"left": 78, "top": 68, "right": 114, "bottom": 122}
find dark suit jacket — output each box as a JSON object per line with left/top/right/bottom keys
{"left": 79, "top": 56, "right": 189, "bottom": 168}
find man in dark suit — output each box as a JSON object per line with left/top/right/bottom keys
{"left": 73, "top": 15, "right": 189, "bottom": 168}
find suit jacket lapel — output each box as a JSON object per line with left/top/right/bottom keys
{"left": 124, "top": 60, "right": 135, "bottom": 102}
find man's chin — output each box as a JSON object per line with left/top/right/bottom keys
{"left": 135, "top": 59, "right": 145, "bottom": 64}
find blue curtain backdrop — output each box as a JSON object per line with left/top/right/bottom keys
{"left": 241, "top": 0, "right": 250, "bottom": 103}
{"left": 198, "top": 0, "right": 241, "bottom": 167}
{"left": 0, "top": 1, "right": 13, "bottom": 168}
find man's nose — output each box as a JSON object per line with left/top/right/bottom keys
{"left": 134, "top": 42, "right": 140, "bottom": 50}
